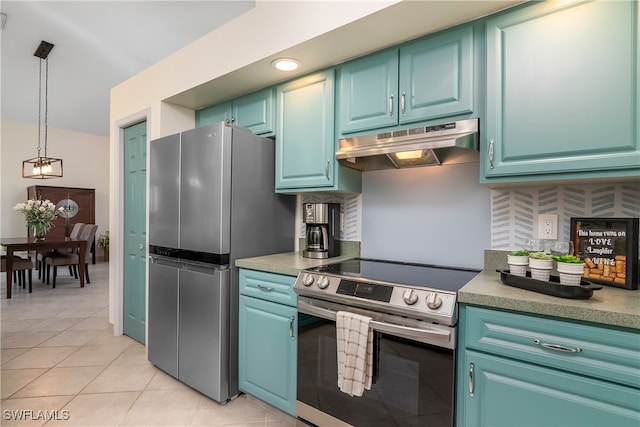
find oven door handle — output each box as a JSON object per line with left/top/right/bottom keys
{"left": 298, "top": 300, "right": 452, "bottom": 344}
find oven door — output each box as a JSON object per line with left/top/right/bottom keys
{"left": 297, "top": 298, "right": 456, "bottom": 427}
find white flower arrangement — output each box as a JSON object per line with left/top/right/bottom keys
{"left": 13, "top": 198, "right": 64, "bottom": 233}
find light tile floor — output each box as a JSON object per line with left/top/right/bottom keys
{"left": 1, "top": 261, "right": 297, "bottom": 426}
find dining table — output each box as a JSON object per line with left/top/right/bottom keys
{"left": 1, "top": 236, "right": 87, "bottom": 299}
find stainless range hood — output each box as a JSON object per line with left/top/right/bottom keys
{"left": 336, "top": 118, "right": 479, "bottom": 171}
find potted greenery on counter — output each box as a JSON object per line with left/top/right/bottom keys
{"left": 507, "top": 250, "right": 529, "bottom": 277}
{"left": 552, "top": 254, "right": 585, "bottom": 286}
{"left": 528, "top": 252, "right": 553, "bottom": 281}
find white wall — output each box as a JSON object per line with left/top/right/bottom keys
{"left": 1, "top": 119, "right": 110, "bottom": 238}
{"left": 361, "top": 162, "right": 491, "bottom": 269}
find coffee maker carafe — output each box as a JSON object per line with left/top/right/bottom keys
{"left": 302, "top": 203, "right": 340, "bottom": 259}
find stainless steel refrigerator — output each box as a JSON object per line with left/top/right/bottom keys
{"left": 148, "top": 122, "right": 295, "bottom": 403}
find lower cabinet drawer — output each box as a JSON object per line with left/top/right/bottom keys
{"left": 239, "top": 269, "right": 296, "bottom": 306}
{"left": 462, "top": 306, "right": 640, "bottom": 388}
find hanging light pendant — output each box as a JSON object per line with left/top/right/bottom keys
{"left": 22, "top": 41, "right": 63, "bottom": 179}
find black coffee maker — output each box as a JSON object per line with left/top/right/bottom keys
{"left": 302, "top": 202, "right": 340, "bottom": 259}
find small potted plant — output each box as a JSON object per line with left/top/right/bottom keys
{"left": 552, "top": 254, "right": 585, "bottom": 286}
{"left": 528, "top": 252, "right": 553, "bottom": 281}
{"left": 507, "top": 250, "right": 529, "bottom": 277}
{"left": 97, "top": 231, "right": 109, "bottom": 262}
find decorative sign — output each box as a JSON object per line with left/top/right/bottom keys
{"left": 570, "top": 217, "right": 639, "bottom": 290}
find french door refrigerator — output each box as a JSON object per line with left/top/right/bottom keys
{"left": 148, "top": 122, "right": 295, "bottom": 403}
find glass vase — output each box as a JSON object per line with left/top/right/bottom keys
{"left": 32, "top": 223, "right": 47, "bottom": 241}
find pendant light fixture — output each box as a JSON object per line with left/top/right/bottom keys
{"left": 22, "top": 40, "right": 63, "bottom": 179}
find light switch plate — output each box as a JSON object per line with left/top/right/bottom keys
{"left": 537, "top": 214, "right": 558, "bottom": 240}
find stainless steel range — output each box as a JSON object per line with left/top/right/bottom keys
{"left": 294, "top": 258, "right": 480, "bottom": 427}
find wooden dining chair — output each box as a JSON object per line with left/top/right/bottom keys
{"left": 44, "top": 224, "right": 98, "bottom": 288}
{"left": 1, "top": 255, "right": 35, "bottom": 293}
{"left": 38, "top": 222, "right": 85, "bottom": 283}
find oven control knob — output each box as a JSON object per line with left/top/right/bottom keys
{"left": 402, "top": 289, "right": 419, "bottom": 305}
{"left": 426, "top": 292, "right": 443, "bottom": 310}
{"left": 302, "top": 273, "right": 314, "bottom": 287}
{"left": 317, "top": 276, "right": 330, "bottom": 289}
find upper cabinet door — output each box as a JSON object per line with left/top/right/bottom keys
{"left": 275, "top": 70, "right": 335, "bottom": 190}
{"left": 195, "top": 89, "right": 275, "bottom": 136}
{"left": 336, "top": 25, "right": 474, "bottom": 136}
{"left": 233, "top": 88, "right": 275, "bottom": 135}
{"left": 195, "top": 102, "right": 232, "bottom": 128}
{"left": 337, "top": 49, "right": 399, "bottom": 134}
{"left": 483, "top": 0, "right": 640, "bottom": 183}
{"left": 399, "top": 25, "right": 473, "bottom": 124}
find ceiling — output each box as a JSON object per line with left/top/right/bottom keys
{"left": 1, "top": 1, "right": 524, "bottom": 138}
{"left": 1, "top": 1, "right": 254, "bottom": 136}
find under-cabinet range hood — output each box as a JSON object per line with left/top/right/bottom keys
{"left": 336, "top": 118, "right": 479, "bottom": 171}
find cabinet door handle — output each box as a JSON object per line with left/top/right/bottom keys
{"left": 400, "top": 92, "right": 406, "bottom": 116}
{"left": 289, "top": 316, "right": 295, "bottom": 340}
{"left": 488, "top": 138, "right": 495, "bottom": 169}
{"left": 325, "top": 160, "right": 330, "bottom": 180}
{"left": 389, "top": 94, "right": 394, "bottom": 117}
{"left": 469, "top": 362, "right": 475, "bottom": 397}
{"left": 139, "top": 243, "right": 144, "bottom": 251}
{"left": 257, "top": 284, "right": 274, "bottom": 292}
{"left": 533, "top": 339, "right": 582, "bottom": 353}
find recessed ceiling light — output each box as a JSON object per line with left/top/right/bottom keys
{"left": 272, "top": 58, "right": 300, "bottom": 71}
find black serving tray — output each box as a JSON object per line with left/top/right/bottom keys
{"left": 497, "top": 270, "right": 603, "bottom": 299}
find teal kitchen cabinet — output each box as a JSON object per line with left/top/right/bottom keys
{"left": 456, "top": 305, "right": 640, "bottom": 427}
{"left": 238, "top": 269, "right": 297, "bottom": 416}
{"left": 482, "top": 0, "right": 640, "bottom": 184}
{"left": 195, "top": 88, "right": 275, "bottom": 135}
{"left": 337, "top": 25, "right": 474, "bottom": 135}
{"left": 196, "top": 102, "right": 231, "bottom": 127}
{"left": 275, "top": 70, "right": 361, "bottom": 193}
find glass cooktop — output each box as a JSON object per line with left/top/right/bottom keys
{"left": 307, "top": 258, "right": 480, "bottom": 293}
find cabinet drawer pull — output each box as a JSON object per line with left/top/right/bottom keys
{"left": 488, "top": 138, "right": 495, "bottom": 169}
{"left": 469, "top": 362, "right": 474, "bottom": 397}
{"left": 400, "top": 92, "right": 406, "bottom": 116}
{"left": 289, "top": 316, "right": 295, "bottom": 340}
{"left": 257, "top": 284, "right": 275, "bottom": 292}
{"left": 533, "top": 339, "right": 582, "bottom": 353}
{"left": 389, "top": 94, "right": 394, "bottom": 117}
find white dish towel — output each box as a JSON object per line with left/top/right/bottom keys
{"left": 336, "top": 311, "right": 373, "bottom": 397}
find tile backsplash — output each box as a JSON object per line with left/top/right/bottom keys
{"left": 491, "top": 182, "right": 640, "bottom": 251}
{"left": 299, "top": 193, "right": 361, "bottom": 241}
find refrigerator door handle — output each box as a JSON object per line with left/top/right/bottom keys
{"left": 181, "top": 261, "right": 229, "bottom": 275}
{"left": 149, "top": 256, "right": 183, "bottom": 269}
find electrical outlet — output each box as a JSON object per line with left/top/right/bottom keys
{"left": 340, "top": 212, "right": 345, "bottom": 232}
{"left": 537, "top": 214, "right": 558, "bottom": 240}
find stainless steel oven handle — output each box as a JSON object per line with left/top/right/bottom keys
{"left": 298, "top": 300, "right": 451, "bottom": 342}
